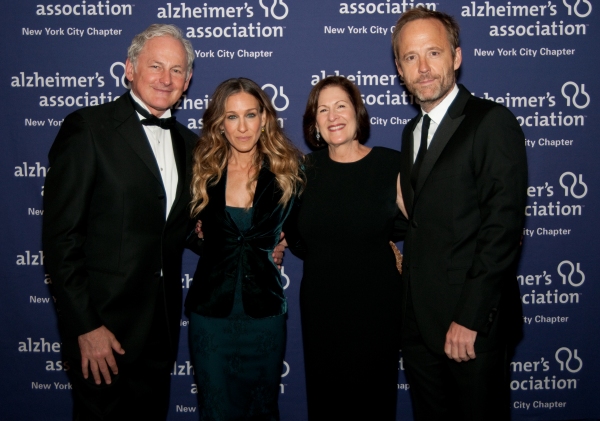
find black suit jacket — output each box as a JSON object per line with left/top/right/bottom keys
{"left": 400, "top": 85, "right": 527, "bottom": 354}
{"left": 42, "top": 92, "right": 197, "bottom": 362}
{"left": 185, "top": 166, "right": 296, "bottom": 319}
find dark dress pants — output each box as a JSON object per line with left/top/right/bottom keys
{"left": 67, "top": 286, "right": 175, "bottom": 421}
{"left": 401, "top": 291, "right": 511, "bottom": 421}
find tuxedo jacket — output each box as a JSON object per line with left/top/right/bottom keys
{"left": 42, "top": 92, "right": 197, "bottom": 362}
{"left": 185, "top": 166, "right": 296, "bottom": 319}
{"left": 400, "top": 85, "right": 527, "bottom": 354}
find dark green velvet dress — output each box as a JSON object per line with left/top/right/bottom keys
{"left": 189, "top": 207, "right": 286, "bottom": 421}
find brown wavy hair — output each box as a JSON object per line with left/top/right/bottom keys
{"left": 191, "top": 78, "right": 304, "bottom": 216}
{"left": 303, "top": 76, "right": 370, "bottom": 148}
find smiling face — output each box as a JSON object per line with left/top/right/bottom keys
{"left": 315, "top": 86, "right": 358, "bottom": 147}
{"left": 221, "top": 91, "right": 266, "bottom": 156}
{"left": 395, "top": 18, "right": 461, "bottom": 112}
{"left": 125, "top": 35, "right": 191, "bottom": 117}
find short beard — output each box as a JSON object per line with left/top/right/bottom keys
{"left": 408, "top": 71, "right": 455, "bottom": 110}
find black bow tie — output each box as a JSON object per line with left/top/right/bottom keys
{"left": 130, "top": 95, "right": 176, "bottom": 130}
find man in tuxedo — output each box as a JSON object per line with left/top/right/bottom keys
{"left": 42, "top": 24, "right": 197, "bottom": 420}
{"left": 392, "top": 8, "right": 527, "bottom": 420}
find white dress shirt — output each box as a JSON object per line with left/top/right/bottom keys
{"left": 412, "top": 85, "right": 459, "bottom": 163}
{"left": 130, "top": 91, "right": 178, "bottom": 219}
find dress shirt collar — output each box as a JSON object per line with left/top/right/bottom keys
{"left": 130, "top": 90, "right": 172, "bottom": 120}
{"left": 421, "top": 84, "right": 459, "bottom": 125}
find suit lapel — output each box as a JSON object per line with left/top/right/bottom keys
{"left": 205, "top": 165, "right": 278, "bottom": 234}
{"left": 206, "top": 172, "right": 238, "bottom": 233}
{"left": 113, "top": 93, "right": 163, "bottom": 185}
{"left": 251, "top": 166, "right": 276, "bottom": 230}
{"left": 413, "top": 86, "right": 471, "bottom": 197}
{"left": 168, "top": 127, "right": 187, "bottom": 221}
{"left": 253, "top": 166, "right": 275, "bottom": 206}
{"left": 401, "top": 114, "right": 420, "bottom": 217}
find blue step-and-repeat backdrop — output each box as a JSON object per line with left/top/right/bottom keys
{"left": 1, "top": 1, "right": 598, "bottom": 420}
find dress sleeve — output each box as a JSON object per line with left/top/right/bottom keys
{"left": 390, "top": 212, "right": 408, "bottom": 242}
{"left": 282, "top": 194, "right": 307, "bottom": 260}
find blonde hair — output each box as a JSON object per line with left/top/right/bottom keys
{"left": 191, "top": 78, "right": 304, "bottom": 216}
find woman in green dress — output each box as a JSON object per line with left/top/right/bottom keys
{"left": 185, "top": 78, "right": 304, "bottom": 420}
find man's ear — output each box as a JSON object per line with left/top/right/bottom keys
{"left": 183, "top": 70, "right": 192, "bottom": 92}
{"left": 453, "top": 47, "right": 462, "bottom": 71}
{"left": 125, "top": 58, "right": 135, "bottom": 82}
{"left": 395, "top": 59, "right": 404, "bottom": 79}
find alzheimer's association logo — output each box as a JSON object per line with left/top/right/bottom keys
{"left": 561, "top": 82, "right": 590, "bottom": 109}
{"left": 259, "top": 0, "right": 289, "bottom": 19}
{"left": 557, "top": 261, "right": 585, "bottom": 287}
{"left": 559, "top": 172, "right": 587, "bottom": 199}
{"left": 555, "top": 347, "right": 583, "bottom": 373}
{"left": 262, "top": 84, "right": 289, "bottom": 111}
{"left": 562, "top": 0, "right": 592, "bottom": 17}
{"left": 110, "top": 62, "right": 129, "bottom": 89}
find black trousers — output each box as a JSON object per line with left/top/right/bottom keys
{"left": 67, "top": 288, "right": 175, "bottom": 421}
{"left": 401, "top": 294, "right": 510, "bottom": 421}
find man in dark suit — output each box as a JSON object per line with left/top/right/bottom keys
{"left": 43, "top": 24, "right": 197, "bottom": 420}
{"left": 392, "top": 8, "right": 527, "bottom": 420}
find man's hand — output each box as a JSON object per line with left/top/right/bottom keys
{"left": 78, "top": 325, "right": 125, "bottom": 385}
{"left": 195, "top": 220, "right": 203, "bottom": 239}
{"left": 272, "top": 232, "right": 287, "bottom": 267}
{"left": 444, "top": 322, "right": 477, "bottom": 362}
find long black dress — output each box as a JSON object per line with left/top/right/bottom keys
{"left": 296, "top": 147, "right": 403, "bottom": 420}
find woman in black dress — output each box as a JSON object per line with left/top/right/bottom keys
{"left": 290, "top": 76, "right": 407, "bottom": 420}
{"left": 185, "top": 78, "right": 304, "bottom": 420}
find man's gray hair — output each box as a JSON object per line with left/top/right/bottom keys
{"left": 127, "top": 24, "right": 194, "bottom": 78}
